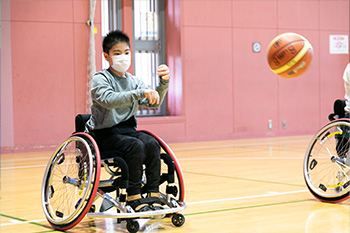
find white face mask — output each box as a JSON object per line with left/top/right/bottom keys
{"left": 111, "top": 54, "right": 131, "bottom": 73}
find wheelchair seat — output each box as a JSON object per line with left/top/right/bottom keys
{"left": 75, "top": 114, "right": 129, "bottom": 195}
{"left": 75, "top": 114, "right": 125, "bottom": 157}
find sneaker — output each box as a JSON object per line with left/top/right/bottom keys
{"left": 147, "top": 193, "right": 163, "bottom": 210}
{"left": 127, "top": 194, "right": 152, "bottom": 212}
{"left": 128, "top": 201, "right": 153, "bottom": 212}
{"left": 151, "top": 203, "right": 164, "bottom": 211}
{"left": 135, "top": 203, "right": 153, "bottom": 212}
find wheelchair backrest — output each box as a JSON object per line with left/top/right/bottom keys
{"left": 75, "top": 114, "right": 92, "bottom": 132}
{"left": 333, "top": 99, "right": 346, "bottom": 118}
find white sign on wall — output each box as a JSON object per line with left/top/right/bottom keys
{"left": 330, "top": 35, "right": 349, "bottom": 54}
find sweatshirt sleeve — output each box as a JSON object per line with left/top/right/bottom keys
{"left": 139, "top": 77, "right": 169, "bottom": 108}
{"left": 91, "top": 73, "right": 145, "bottom": 110}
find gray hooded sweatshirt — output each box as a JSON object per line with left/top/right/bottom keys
{"left": 86, "top": 69, "right": 169, "bottom": 131}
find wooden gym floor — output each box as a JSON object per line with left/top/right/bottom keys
{"left": 1, "top": 135, "right": 349, "bottom": 233}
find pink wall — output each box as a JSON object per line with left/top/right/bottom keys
{"left": 143, "top": 0, "right": 349, "bottom": 142}
{"left": 1, "top": 0, "right": 349, "bottom": 152}
{"left": 1, "top": 0, "right": 102, "bottom": 151}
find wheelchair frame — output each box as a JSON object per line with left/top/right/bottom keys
{"left": 304, "top": 100, "right": 350, "bottom": 203}
{"left": 41, "top": 116, "right": 186, "bottom": 233}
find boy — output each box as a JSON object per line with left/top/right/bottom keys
{"left": 86, "top": 30, "right": 170, "bottom": 212}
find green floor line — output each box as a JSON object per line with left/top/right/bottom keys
{"left": 184, "top": 199, "right": 310, "bottom": 216}
{"left": 1, "top": 212, "right": 126, "bottom": 233}
{"left": 35, "top": 226, "right": 85, "bottom": 233}
{"left": 33, "top": 230, "right": 57, "bottom": 233}
{"left": 0, "top": 212, "right": 86, "bottom": 232}
{"left": 0, "top": 213, "right": 48, "bottom": 228}
{"left": 184, "top": 171, "right": 305, "bottom": 187}
{"left": 1, "top": 199, "right": 311, "bottom": 232}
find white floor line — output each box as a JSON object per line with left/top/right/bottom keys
{"left": 0, "top": 218, "right": 47, "bottom": 226}
{"left": 1, "top": 157, "right": 305, "bottom": 170}
{"left": 171, "top": 138, "right": 311, "bottom": 151}
{"left": 1, "top": 157, "right": 51, "bottom": 162}
{"left": 180, "top": 157, "right": 304, "bottom": 161}
{"left": 0, "top": 189, "right": 309, "bottom": 227}
{"left": 0, "top": 165, "right": 47, "bottom": 170}
{"left": 187, "top": 189, "right": 308, "bottom": 205}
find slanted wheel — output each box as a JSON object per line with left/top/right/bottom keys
{"left": 126, "top": 219, "right": 140, "bottom": 233}
{"left": 171, "top": 213, "right": 185, "bottom": 227}
{"left": 41, "top": 133, "right": 101, "bottom": 230}
{"left": 304, "top": 120, "right": 350, "bottom": 203}
{"left": 141, "top": 130, "right": 185, "bottom": 202}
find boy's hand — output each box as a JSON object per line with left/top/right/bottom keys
{"left": 144, "top": 89, "right": 160, "bottom": 105}
{"left": 157, "top": 64, "right": 170, "bottom": 80}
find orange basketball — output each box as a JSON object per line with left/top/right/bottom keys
{"left": 267, "top": 32, "right": 313, "bottom": 78}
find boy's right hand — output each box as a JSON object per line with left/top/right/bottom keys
{"left": 144, "top": 89, "right": 160, "bottom": 105}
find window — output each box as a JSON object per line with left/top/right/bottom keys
{"left": 133, "top": 0, "right": 166, "bottom": 116}
{"left": 101, "top": 0, "right": 122, "bottom": 69}
{"left": 103, "top": 0, "right": 167, "bottom": 116}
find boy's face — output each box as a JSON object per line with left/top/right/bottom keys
{"left": 103, "top": 42, "right": 130, "bottom": 66}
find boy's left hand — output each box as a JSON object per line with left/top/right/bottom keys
{"left": 157, "top": 64, "right": 170, "bottom": 80}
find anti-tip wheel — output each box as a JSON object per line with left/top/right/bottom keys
{"left": 171, "top": 213, "right": 185, "bottom": 227}
{"left": 126, "top": 219, "right": 140, "bottom": 233}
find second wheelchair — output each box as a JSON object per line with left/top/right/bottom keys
{"left": 304, "top": 100, "right": 350, "bottom": 203}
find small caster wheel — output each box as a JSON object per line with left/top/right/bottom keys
{"left": 126, "top": 219, "right": 139, "bottom": 233}
{"left": 171, "top": 213, "right": 185, "bottom": 227}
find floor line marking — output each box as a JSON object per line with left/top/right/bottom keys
{"left": 0, "top": 165, "right": 47, "bottom": 170}
{"left": 171, "top": 138, "right": 311, "bottom": 151}
{"left": 185, "top": 199, "right": 310, "bottom": 216}
{"left": 0, "top": 218, "right": 47, "bottom": 226}
{"left": 184, "top": 171, "right": 305, "bottom": 187}
{"left": 180, "top": 157, "right": 304, "bottom": 161}
{"left": 0, "top": 190, "right": 309, "bottom": 227}
{"left": 0, "top": 214, "right": 48, "bottom": 228}
{"left": 187, "top": 189, "right": 308, "bottom": 205}
{"left": 0, "top": 156, "right": 305, "bottom": 170}
{"left": 1, "top": 157, "right": 51, "bottom": 162}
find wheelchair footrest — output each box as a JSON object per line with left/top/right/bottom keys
{"left": 86, "top": 202, "right": 187, "bottom": 219}
{"left": 99, "top": 198, "right": 115, "bottom": 212}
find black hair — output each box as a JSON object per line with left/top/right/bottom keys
{"left": 102, "top": 30, "right": 130, "bottom": 54}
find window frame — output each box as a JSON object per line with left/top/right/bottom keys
{"left": 103, "top": 0, "right": 167, "bottom": 117}
{"left": 132, "top": 0, "right": 167, "bottom": 117}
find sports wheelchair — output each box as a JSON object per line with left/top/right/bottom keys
{"left": 41, "top": 114, "right": 186, "bottom": 232}
{"left": 304, "top": 99, "right": 350, "bottom": 203}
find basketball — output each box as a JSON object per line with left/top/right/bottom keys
{"left": 267, "top": 32, "right": 313, "bottom": 78}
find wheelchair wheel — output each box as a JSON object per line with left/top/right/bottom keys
{"left": 304, "top": 120, "right": 350, "bottom": 203}
{"left": 140, "top": 130, "right": 185, "bottom": 202}
{"left": 41, "top": 133, "right": 101, "bottom": 230}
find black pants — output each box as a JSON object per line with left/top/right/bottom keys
{"left": 93, "top": 125, "right": 161, "bottom": 196}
